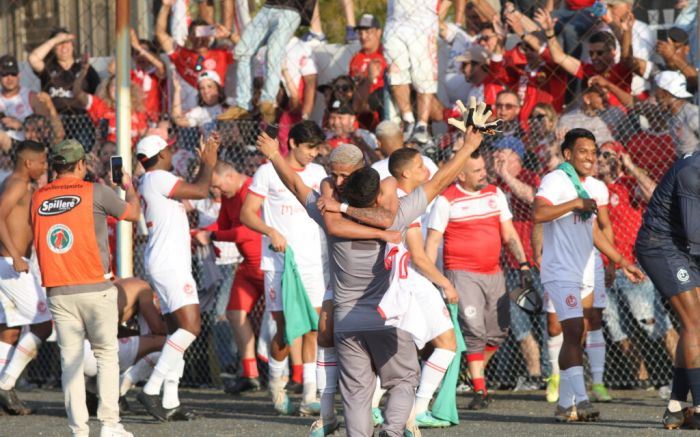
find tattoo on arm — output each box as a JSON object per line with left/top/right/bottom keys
{"left": 507, "top": 237, "right": 526, "bottom": 264}
{"left": 346, "top": 205, "right": 393, "bottom": 228}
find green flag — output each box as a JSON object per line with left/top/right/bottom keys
{"left": 431, "top": 303, "right": 466, "bottom": 425}
{"left": 282, "top": 246, "right": 319, "bottom": 345}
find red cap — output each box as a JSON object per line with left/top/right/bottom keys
{"left": 600, "top": 141, "right": 625, "bottom": 155}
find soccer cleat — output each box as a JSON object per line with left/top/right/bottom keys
{"left": 271, "top": 387, "right": 295, "bottom": 416}
{"left": 299, "top": 400, "right": 321, "bottom": 417}
{"left": 372, "top": 407, "right": 385, "bottom": 426}
{"left": 118, "top": 396, "right": 130, "bottom": 414}
{"left": 575, "top": 400, "right": 600, "bottom": 422}
{"left": 100, "top": 423, "right": 133, "bottom": 437}
{"left": 467, "top": 391, "right": 492, "bottom": 410}
{"left": 590, "top": 383, "right": 613, "bottom": 402}
{"left": 309, "top": 416, "right": 341, "bottom": 437}
{"left": 164, "top": 405, "right": 197, "bottom": 421}
{"left": 554, "top": 404, "right": 578, "bottom": 422}
{"left": 662, "top": 408, "right": 688, "bottom": 430}
{"left": 225, "top": 377, "right": 261, "bottom": 395}
{"left": 136, "top": 391, "right": 167, "bottom": 422}
{"left": 217, "top": 106, "right": 252, "bottom": 121}
{"left": 0, "top": 388, "right": 32, "bottom": 415}
{"left": 286, "top": 380, "right": 304, "bottom": 394}
{"left": 415, "top": 411, "right": 451, "bottom": 428}
{"left": 545, "top": 374, "right": 560, "bottom": 403}
{"left": 402, "top": 122, "right": 416, "bottom": 142}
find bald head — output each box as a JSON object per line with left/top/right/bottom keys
{"left": 375, "top": 121, "right": 404, "bottom": 156}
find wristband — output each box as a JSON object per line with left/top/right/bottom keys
{"left": 519, "top": 261, "right": 530, "bottom": 269}
{"left": 545, "top": 32, "right": 555, "bottom": 39}
{"left": 340, "top": 202, "right": 349, "bottom": 213}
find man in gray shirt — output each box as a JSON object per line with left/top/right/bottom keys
{"left": 256, "top": 102, "right": 487, "bottom": 436}
{"left": 654, "top": 70, "right": 699, "bottom": 156}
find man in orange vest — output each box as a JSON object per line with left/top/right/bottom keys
{"left": 31, "top": 139, "right": 141, "bottom": 437}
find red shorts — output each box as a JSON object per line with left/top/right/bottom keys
{"left": 227, "top": 262, "right": 264, "bottom": 313}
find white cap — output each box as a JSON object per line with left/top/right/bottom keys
{"left": 655, "top": 70, "right": 693, "bottom": 99}
{"left": 197, "top": 70, "right": 221, "bottom": 86}
{"left": 136, "top": 135, "right": 169, "bottom": 160}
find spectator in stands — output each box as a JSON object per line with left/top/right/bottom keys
{"left": 348, "top": 14, "right": 386, "bottom": 130}
{"left": 324, "top": 99, "right": 379, "bottom": 159}
{"left": 492, "top": 135, "right": 546, "bottom": 391}
{"left": 525, "top": 103, "right": 562, "bottom": 173}
{"left": 371, "top": 120, "right": 438, "bottom": 180}
{"left": 550, "top": 0, "right": 606, "bottom": 58}
{"left": 494, "top": 90, "right": 524, "bottom": 138}
{"left": 218, "top": 0, "right": 315, "bottom": 123}
{"left": 536, "top": 8, "right": 635, "bottom": 109}
{"left": 172, "top": 70, "right": 226, "bottom": 133}
{"left": 130, "top": 30, "right": 166, "bottom": 123}
{"left": 0, "top": 55, "right": 64, "bottom": 145}
{"left": 456, "top": 45, "right": 498, "bottom": 105}
{"left": 653, "top": 70, "right": 699, "bottom": 156}
{"left": 635, "top": 27, "right": 697, "bottom": 93}
{"left": 625, "top": 101, "right": 676, "bottom": 182}
{"left": 557, "top": 85, "right": 614, "bottom": 145}
{"left": 23, "top": 114, "right": 61, "bottom": 148}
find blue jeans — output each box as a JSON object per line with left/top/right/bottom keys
{"left": 234, "top": 6, "right": 301, "bottom": 109}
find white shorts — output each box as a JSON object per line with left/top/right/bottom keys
{"left": 83, "top": 336, "right": 140, "bottom": 377}
{"left": 148, "top": 269, "right": 199, "bottom": 315}
{"left": 543, "top": 281, "right": 594, "bottom": 321}
{"left": 411, "top": 286, "right": 454, "bottom": 349}
{"left": 264, "top": 268, "right": 326, "bottom": 312}
{"left": 383, "top": 24, "right": 438, "bottom": 94}
{"left": 593, "top": 254, "right": 607, "bottom": 309}
{"left": 0, "top": 257, "right": 51, "bottom": 327}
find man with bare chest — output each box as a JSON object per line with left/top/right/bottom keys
{"left": 0, "top": 140, "right": 51, "bottom": 415}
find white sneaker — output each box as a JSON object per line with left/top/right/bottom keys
{"left": 100, "top": 423, "right": 134, "bottom": 437}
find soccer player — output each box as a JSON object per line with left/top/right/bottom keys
{"left": 533, "top": 128, "right": 643, "bottom": 422}
{"left": 240, "top": 121, "right": 328, "bottom": 416}
{"left": 0, "top": 140, "right": 50, "bottom": 415}
{"left": 135, "top": 132, "right": 220, "bottom": 421}
{"left": 635, "top": 150, "right": 700, "bottom": 429}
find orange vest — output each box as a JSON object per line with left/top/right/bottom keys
{"left": 32, "top": 177, "right": 106, "bottom": 288}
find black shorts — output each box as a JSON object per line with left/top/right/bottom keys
{"left": 636, "top": 232, "right": 700, "bottom": 299}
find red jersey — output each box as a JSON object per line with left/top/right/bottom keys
{"left": 626, "top": 131, "right": 676, "bottom": 182}
{"left": 131, "top": 69, "right": 163, "bottom": 123}
{"left": 576, "top": 62, "right": 633, "bottom": 108}
{"left": 168, "top": 46, "right": 233, "bottom": 88}
{"left": 497, "top": 168, "right": 541, "bottom": 268}
{"left": 213, "top": 177, "right": 262, "bottom": 267}
{"left": 607, "top": 175, "right": 643, "bottom": 264}
{"left": 349, "top": 47, "right": 387, "bottom": 94}
{"left": 86, "top": 95, "right": 148, "bottom": 145}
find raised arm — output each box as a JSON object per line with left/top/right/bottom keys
{"left": 29, "top": 32, "right": 75, "bottom": 73}
{"left": 535, "top": 8, "right": 581, "bottom": 76}
{"left": 618, "top": 12, "right": 635, "bottom": 69}
{"left": 620, "top": 153, "right": 656, "bottom": 202}
{"left": 588, "top": 75, "right": 635, "bottom": 108}
{"left": 256, "top": 132, "right": 313, "bottom": 205}
{"left": 155, "top": 0, "right": 176, "bottom": 55}
{"left": 170, "top": 132, "right": 220, "bottom": 200}
{"left": 131, "top": 30, "right": 166, "bottom": 78}
{"left": 170, "top": 72, "right": 190, "bottom": 127}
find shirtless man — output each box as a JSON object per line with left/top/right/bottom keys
{"left": 0, "top": 140, "right": 50, "bottom": 415}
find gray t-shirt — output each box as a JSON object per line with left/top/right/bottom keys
{"left": 305, "top": 186, "right": 428, "bottom": 332}
{"left": 670, "top": 102, "right": 700, "bottom": 156}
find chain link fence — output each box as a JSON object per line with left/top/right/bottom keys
{"left": 0, "top": 0, "right": 697, "bottom": 399}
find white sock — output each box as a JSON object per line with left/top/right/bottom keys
{"left": 371, "top": 377, "right": 386, "bottom": 409}
{"left": 668, "top": 399, "right": 684, "bottom": 413}
{"left": 558, "top": 370, "right": 574, "bottom": 408}
{"left": 0, "top": 341, "right": 13, "bottom": 374}
{"left": 415, "top": 348, "right": 455, "bottom": 414}
{"left": 162, "top": 356, "right": 184, "bottom": 409}
{"left": 144, "top": 329, "right": 196, "bottom": 395}
{"left": 562, "top": 366, "right": 588, "bottom": 404}
{"left": 416, "top": 121, "right": 428, "bottom": 129}
{"left": 0, "top": 332, "right": 41, "bottom": 390}
{"left": 317, "top": 347, "right": 337, "bottom": 421}
{"left": 268, "top": 357, "right": 288, "bottom": 390}
{"left": 585, "top": 329, "right": 606, "bottom": 385}
{"left": 302, "top": 362, "right": 317, "bottom": 404}
{"left": 121, "top": 352, "right": 159, "bottom": 396}
{"left": 547, "top": 333, "right": 563, "bottom": 376}
{"left": 402, "top": 112, "right": 415, "bottom": 124}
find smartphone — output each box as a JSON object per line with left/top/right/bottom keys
{"left": 264, "top": 123, "right": 279, "bottom": 139}
{"left": 110, "top": 155, "right": 123, "bottom": 186}
{"left": 657, "top": 28, "right": 668, "bottom": 41}
{"left": 194, "top": 25, "right": 215, "bottom": 38}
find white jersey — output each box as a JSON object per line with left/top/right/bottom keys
{"left": 580, "top": 177, "right": 609, "bottom": 286}
{"left": 139, "top": 170, "right": 192, "bottom": 274}
{"left": 537, "top": 170, "right": 606, "bottom": 285}
{"left": 0, "top": 88, "right": 33, "bottom": 141}
{"left": 249, "top": 161, "right": 327, "bottom": 272}
{"left": 372, "top": 155, "right": 438, "bottom": 181}
{"left": 386, "top": 0, "right": 439, "bottom": 30}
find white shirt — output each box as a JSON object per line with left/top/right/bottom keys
{"left": 249, "top": 162, "right": 327, "bottom": 272}
{"left": 190, "top": 198, "right": 241, "bottom": 265}
{"left": 0, "top": 88, "right": 33, "bottom": 140}
{"left": 280, "top": 37, "right": 318, "bottom": 103}
{"left": 372, "top": 155, "right": 438, "bottom": 181}
{"left": 139, "top": 170, "right": 191, "bottom": 274}
{"left": 386, "top": 0, "right": 439, "bottom": 30}
{"left": 185, "top": 104, "right": 223, "bottom": 128}
{"left": 536, "top": 170, "right": 607, "bottom": 285}
{"left": 580, "top": 177, "right": 609, "bottom": 286}
{"left": 427, "top": 184, "right": 513, "bottom": 234}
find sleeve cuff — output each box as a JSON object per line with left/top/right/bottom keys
{"left": 167, "top": 179, "right": 182, "bottom": 198}
{"left": 535, "top": 195, "right": 554, "bottom": 206}
{"left": 117, "top": 204, "right": 131, "bottom": 221}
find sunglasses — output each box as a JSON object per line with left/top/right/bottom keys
{"left": 335, "top": 83, "right": 353, "bottom": 93}
{"left": 589, "top": 49, "right": 609, "bottom": 57}
{"left": 496, "top": 103, "right": 518, "bottom": 110}
{"left": 194, "top": 55, "right": 205, "bottom": 72}
{"left": 600, "top": 151, "right": 615, "bottom": 159}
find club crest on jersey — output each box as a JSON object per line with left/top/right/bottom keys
{"left": 677, "top": 268, "right": 690, "bottom": 283}
{"left": 565, "top": 294, "right": 578, "bottom": 308}
{"left": 47, "top": 224, "right": 74, "bottom": 254}
{"left": 38, "top": 195, "right": 81, "bottom": 216}
{"left": 184, "top": 283, "right": 194, "bottom": 295}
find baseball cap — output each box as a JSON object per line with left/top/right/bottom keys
{"left": 492, "top": 136, "right": 525, "bottom": 160}
{"left": 0, "top": 55, "right": 18, "bottom": 76}
{"left": 655, "top": 70, "right": 693, "bottom": 99}
{"left": 355, "top": 14, "right": 381, "bottom": 30}
{"left": 600, "top": 141, "right": 626, "bottom": 155}
{"left": 455, "top": 45, "right": 489, "bottom": 65}
{"left": 668, "top": 27, "right": 689, "bottom": 45}
{"left": 328, "top": 99, "right": 354, "bottom": 115}
{"left": 136, "top": 135, "right": 169, "bottom": 160}
{"left": 51, "top": 139, "right": 85, "bottom": 164}
{"left": 197, "top": 70, "right": 221, "bottom": 86}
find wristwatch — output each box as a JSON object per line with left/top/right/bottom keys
{"left": 519, "top": 261, "right": 531, "bottom": 269}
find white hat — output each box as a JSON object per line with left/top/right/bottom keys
{"left": 197, "top": 70, "right": 221, "bottom": 86}
{"left": 375, "top": 120, "right": 401, "bottom": 138}
{"left": 655, "top": 71, "right": 693, "bottom": 99}
{"left": 136, "top": 135, "right": 169, "bottom": 160}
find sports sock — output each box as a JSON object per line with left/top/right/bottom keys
{"left": 162, "top": 356, "right": 184, "bottom": 409}
{"left": 547, "top": 333, "right": 563, "bottom": 376}
{"left": 557, "top": 370, "right": 574, "bottom": 409}
{"left": 416, "top": 348, "right": 455, "bottom": 414}
{"left": 467, "top": 352, "right": 486, "bottom": 394}
{"left": 0, "top": 332, "right": 41, "bottom": 390}
{"left": 120, "top": 352, "right": 159, "bottom": 396}
{"left": 302, "top": 362, "right": 317, "bottom": 404}
{"left": 371, "top": 377, "right": 386, "bottom": 409}
{"left": 686, "top": 368, "right": 700, "bottom": 407}
{"left": 269, "top": 357, "right": 287, "bottom": 385}
{"left": 670, "top": 367, "right": 690, "bottom": 404}
{"left": 291, "top": 363, "right": 303, "bottom": 384}
{"left": 144, "top": 329, "right": 196, "bottom": 395}
{"left": 0, "top": 341, "right": 13, "bottom": 374}
{"left": 402, "top": 112, "right": 415, "bottom": 125}
{"left": 242, "top": 357, "right": 258, "bottom": 379}
{"left": 317, "top": 347, "right": 337, "bottom": 421}
{"left": 562, "top": 366, "right": 588, "bottom": 404}
{"left": 585, "top": 329, "right": 606, "bottom": 385}
{"left": 416, "top": 121, "right": 428, "bottom": 129}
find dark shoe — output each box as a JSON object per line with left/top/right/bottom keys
{"left": 467, "top": 391, "right": 492, "bottom": 410}
{"left": 0, "top": 388, "right": 33, "bottom": 415}
{"left": 663, "top": 408, "right": 688, "bottom": 429}
{"left": 685, "top": 409, "right": 700, "bottom": 429}
{"left": 225, "top": 377, "right": 261, "bottom": 395}
{"left": 136, "top": 391, "right": 167, "bottom": 422}
{"left": 119, "top": 396, "right": 130, "bottom": 414}
{"left": 575, "top": 400, "right": 600, "bottom": 422}
{"left": 285, "top": 380, "right": 303, "bottom": 394}
{"left": 86, "top": 390, "right": 99, "bottom": 416}
{"left": 164, "top": 405, "right": 198, "bottom": 421}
